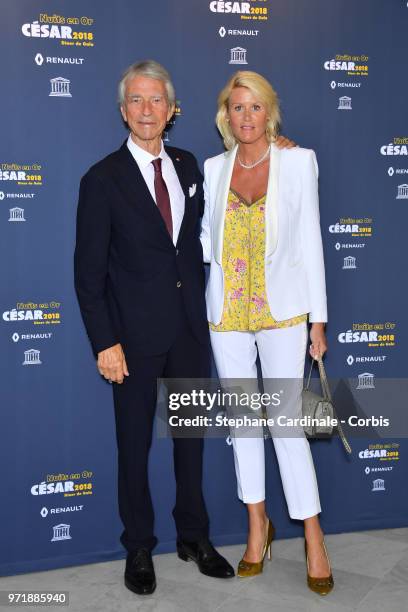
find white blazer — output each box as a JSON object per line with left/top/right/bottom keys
{"left": 200, "top": 143, "right": 327, "bottom": 325}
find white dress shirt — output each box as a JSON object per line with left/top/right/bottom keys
{"left": 127, "top": 135, "right": 185, "bottom": 245}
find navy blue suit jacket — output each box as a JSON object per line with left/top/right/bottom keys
{"left": 74, "top": 140, "right": 209, "bottom": 356}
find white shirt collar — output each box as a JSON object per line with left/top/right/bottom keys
{"left": 126, "top": 135, "right": 167, "bottom": 170}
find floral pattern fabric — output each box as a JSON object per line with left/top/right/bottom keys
{"left": 210, "top": 189, "right": 307, "bottom": 332}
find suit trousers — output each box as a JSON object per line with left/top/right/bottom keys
{"left": 209, "top": 322, "right": 321, "bottom": 520}
{"left": 113, "top": 313, "right": 210, "bottom": 552}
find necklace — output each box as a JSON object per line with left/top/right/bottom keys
{"left": 237, "top": 146, "right": 270, "bottom": 169}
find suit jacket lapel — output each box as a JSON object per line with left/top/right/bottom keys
{"left": 166, "top": 147, "right": 192, "bottom": 247}
{"left": 166, "top": 147, "right": 189, "bottom": 198}
{"left": 213, "top": 146, "right": 237, "bottom": 264}
{"left": 265, "top": 144, "right": 280, "bottom": 257}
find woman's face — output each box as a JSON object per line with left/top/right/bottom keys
{"left": 227, "top": 87, "right": 269, "bottom": 147}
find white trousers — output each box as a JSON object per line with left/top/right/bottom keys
{"left": 210, "top": 322, "right": 321, "bottom": 520}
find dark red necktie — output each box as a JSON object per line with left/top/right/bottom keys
{"left": 152, "top": 158, "right": 173, "bottom": 238}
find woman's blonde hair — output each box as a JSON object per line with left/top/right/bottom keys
{"left": 216, "top": 71, "right": 281, "bottom": 150}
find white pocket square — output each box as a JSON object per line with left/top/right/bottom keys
{"left": 189, "top": 183, "right": 197, "bottom": 198}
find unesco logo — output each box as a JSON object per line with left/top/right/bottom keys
{"left": 338, "top": 96, "right": 352, "bottom": 110}
{"left": 229, "top": 47, "right": 248, "bottom": 65}
{"left": 49, "top": 77, "right": 72, "bottom": 97}
{"left": 51, "top": 524, "right": 72, "bottom": 542}
{"left": 9, "top": 207, "right": 26, "bottom": 222}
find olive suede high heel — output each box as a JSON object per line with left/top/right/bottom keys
{"left": 304, "top": 539, "right": 334, "bottom": 595}
{"left": 237, "top": 519, "right": 275, "bottom": 578}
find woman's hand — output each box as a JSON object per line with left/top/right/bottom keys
{"left": 309, "top": 323, "right": 327, "bottom": 359}
{"left": 275, "top": 135, "right": 297, "bottom": 149}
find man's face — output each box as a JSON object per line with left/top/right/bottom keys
{"left": 120, "top": 75, "right": 174, "bottom": 150}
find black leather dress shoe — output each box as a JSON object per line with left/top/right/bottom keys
{"left": 124, "top": 548, "right": 156, "bottom": 595}
{"left": 177, "top": 538, "right": 235, "bottom": 578}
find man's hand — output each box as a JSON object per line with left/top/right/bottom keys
{"left": 275, "top": 134, "right": 297, "bottom": 149}
{"left": 97, "top": 343, "right": 129, "bottom": 384}
{"left": 309, "top": 323, "right": 327, "bottom": 359}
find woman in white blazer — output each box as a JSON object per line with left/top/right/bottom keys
{"left": 200, "top": 71, "right": 333, "bottom": 594}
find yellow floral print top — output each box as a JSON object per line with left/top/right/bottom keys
{"left": 210, "top": 189, "right": 307, "bottom": 332}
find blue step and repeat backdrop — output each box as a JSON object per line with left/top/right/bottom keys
{"left": 1, "top": 0, "right": 408, "bottom": 576}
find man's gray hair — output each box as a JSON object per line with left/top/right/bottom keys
{"left": 118, "top": 60, "right": 176, "bottom": 108}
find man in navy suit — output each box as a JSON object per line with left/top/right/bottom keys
{"left": 74, "top": 60, "right": 234, "bottom": 595}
